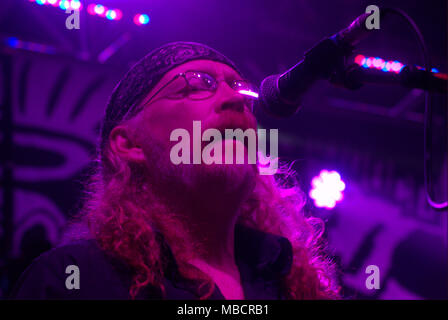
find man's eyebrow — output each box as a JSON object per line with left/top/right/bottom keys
{"left": 183, "top": 68, "right": 213, "bottom": 75}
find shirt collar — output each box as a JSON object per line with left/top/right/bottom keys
{"left": 161, "top": 223, "right": 293, "bottom": 283}
{"left": 234, "top": 223, "right": 293, "bottom": 281}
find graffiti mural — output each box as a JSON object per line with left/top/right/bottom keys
{"left": 0, "top": 51, "right": 120, "bottom": 296}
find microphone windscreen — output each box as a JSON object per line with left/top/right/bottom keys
{"left": 258, "top": 74, "right": 301, "bottom": 118}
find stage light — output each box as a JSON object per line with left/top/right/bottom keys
{"left": 354, "top": 55, "right": 411, "bottom": 74}
{"left": 7, "top": 37, "right": 20, "bottom": 48}
{"left": 134, "top": 13, "right": 150, "bottom": 25}
{"left": 391, "top": 61, "right": 403, "bottom": 73}
{"left": 431, "top": 68, "right": 439, "bottom": 73}
{"left": 140, "top": 14, "right": 149, "bottom": 24}
{"left": 28, "top": 1, "right": 152, "bottom": 26}
{"left": 361, "top": 58, "right": 367, "bottom": 68}
{"left": 133, "top": 15, "right": 140, "bottom": 25}
{"left": 373, "top": 57, "right": 384, "bottom": 69}
{"left": 87, "top": 3, "right": 96, "bottom": 15}
{"left": 59, "top": 0, "right": 70, "bottom": 10}
{"left": 105, "top": 9, "right": 117, "bottom": 20}
{"left": 94, "top": 4, "right": 106, "bottom": 16}
{"left": 70, "top": 0, "right": 81, "bottom": 10}
{"left": 354, "top": 54, "right": 365, "bottom": 65}
{"left": 309, "top": 170, "right": 345, "bottom": 209}
{"left": 114, "top": 9, "right": 123, "bottom": 20}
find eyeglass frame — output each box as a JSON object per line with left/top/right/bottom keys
{"left": 122, "top": 70, "right": 258, "bottom": 120}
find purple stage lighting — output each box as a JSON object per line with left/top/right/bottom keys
{"left": 105, "top": 9, "right": 116, "bottom": 20}
{"left": 309, "top": 170, "right": 346, "bottom": 209}
{"left": 87, "top": 3, "right": 96, "bottom": 15}
{"left": 59, "top": 0, "right": 70, "bottom": 10}
{"left": 94, "top": 4, "right": 106, "bottom": 16}
{"left": 28, "top": 1, "right": 138, "bottom": 25}
{"left": 355, "top": 55, "right": 408, "bottom": 74}
{"left": 70, "top": 0, "right": 81, "bottom": 10}
{"left": 238, "top": 90, "right": 259, "bottom": 99}
{"left": 134, "top": 13, "right": 150, "bottom": 26}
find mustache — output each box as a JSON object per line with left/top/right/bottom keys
{"left": 203, "top": 110, "right": 257, "bottom": 135}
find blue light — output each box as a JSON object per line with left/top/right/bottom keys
{"left": 36, "top": 0, "right": 46, "bottom": 5}
{"left": 71, "top": 0, "right": 81, "bottom": 10}
{"left": 59, "top": 0, "right": 70, "bottom": 10}
{"left": 7, "top": 37, "right": 19, "bottom": 47}
{"left": 105, "top": 10, "right": 117, "bottom": 20}
{"left": 105, "top": 11, "right": 113, "bottom": 20}
{"left": 139, "top": 14, "right": 150, "bottom": 25}
{"left": 431, "top": 68, "right": 439, "bottom": 73}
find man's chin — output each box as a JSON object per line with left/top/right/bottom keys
{"left": 198, "top": 139, "right": 258, "bottom": 188}
{"left": 192, "top": 161, "right": 257, "bottom": 203}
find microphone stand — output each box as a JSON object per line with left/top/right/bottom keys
{"left": 330, "top": 63, "right": 448, "bottom": 211}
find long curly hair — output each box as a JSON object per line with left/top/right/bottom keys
{"left": 65, "top": 142, "right": 341, "bottom": 300}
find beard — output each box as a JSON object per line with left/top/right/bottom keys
{"left": 143, "top": 134, "right": 258, "bottom": 213}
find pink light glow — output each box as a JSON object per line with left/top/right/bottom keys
{"left": 238, "top": 90, "right": 259, "bottom": 99}
{"left": 309, "top": 170, "right": 346, "bottom": 209}
{"left": 114, "top": 9, "right": 123, "bottom": 20}
{"left": 87, "top": 4, "right": 96, "bottom": 15}
{"left": 94, "top": 4, "right": 106, "bottom": 16}
{"left": 391, "top": 61, "right": 403, "bottom": 73}
{"left": 133, "top": 14, "right": 142, "bottom": 25}
{"left": 70, "top": 0, "right": 81, "bottom": 10}
{"left": 353, "top": 55, "right": 409, "bottom": 74}
{"left": 134, "top": 13, "right": 150, "bottom": 25}
{"left": 373, "top": 58, "right": 384, "bottom": 69}
{"left": 354, "top": 54, "right": 365, "bottom": 65}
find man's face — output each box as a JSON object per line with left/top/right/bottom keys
{"left": 129, "top": 59, "right": 258, "bottom": 203}
{"left": 134, "top": 59, "right": 257, "bottom": 150}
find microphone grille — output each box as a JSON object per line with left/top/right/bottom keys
{"left": 258, "top": 74, "right": 301, "bottom": 118}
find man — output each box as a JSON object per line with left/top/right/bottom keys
{"left": 11, "top": 42, "right": 339, "bottom": 299}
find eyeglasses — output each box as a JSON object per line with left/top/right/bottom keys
{"left": 125, "top": 70, "right": 259, "bottom": 119}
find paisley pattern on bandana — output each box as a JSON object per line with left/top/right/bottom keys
{"left": 100, "top": 41, "right": 241, "bottom": 155}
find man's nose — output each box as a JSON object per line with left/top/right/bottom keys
{"left": 214, "top": 82, "right": 247, "bottom": 113}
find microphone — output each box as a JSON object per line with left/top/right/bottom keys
{"left": 259, "top": 12, "right": 376, "bottom": 117}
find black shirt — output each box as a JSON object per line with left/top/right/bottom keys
{"left": 10, "top": 224, "right": 293, "bottom": 300}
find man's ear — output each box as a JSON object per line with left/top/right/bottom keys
{"left": 109, "top": 125, "right": 146, "bottom": 163}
